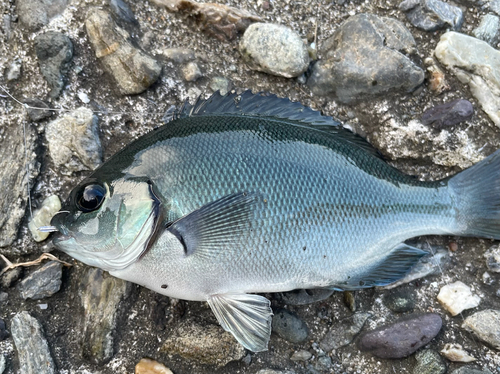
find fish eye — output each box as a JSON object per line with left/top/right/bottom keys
{"left": 76, "top": 184, "right": 106, "bottom": 213}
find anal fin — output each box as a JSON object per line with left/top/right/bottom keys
{"left": 208, "top": 293, "right": 273, "bottom": 352}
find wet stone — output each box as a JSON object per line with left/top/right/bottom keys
{"left": 17, "top": 0, "right": 69, "bottom": 30}
{"left": 485, "top": 245, "right": 500, "bottom": 273}
{"left": 11, "top": 311, "right": 56, "bottom": 374}
{"left": 421, "top": 99, "right": 474, "bottom": 128}
{"left": 28, "top": 195, "right": 61, "bottom": 242}
{"left": 272, "top": 308, "right": 309, "bottom": 343}
{"left": 440, "top": 343, "right": 476, "bottom": 362}
{"left": 319, "top": 312, "right": 371, "bottom": 352}
{"left": 110, "top": 0, "right": 138, "bottom": 25}
{"left": 240, "top": 23, "right": 310, "bottom": 78}
{"left": 135, "top": 358, "right": 173, "bottom": 374}
{"left": 279, "top": 288, "right": 334, "bottom": 306}
{"left": 161, "top": 319, "right": 245, "bottom": 367}
{"left": 462, "top": 309, "right": 500, "bottom": 350}
{"left": 413, "top": 349, "right": 447, "bottom": 374}
{"left": 23, "top": 98, "right": 53, "bottom": 122}
{"left": 357, "top": 313, "right": 442, "bottom": 359}
{"left": 307, "top": 13, "right": 424, "bottom": 103}
{"left": 437, "top": 281, "right": 480, "bottom": 316}
{"left": 383, "top": 288, "right": 416, "bottom": 313}
{"left": 473, "top": 14, "right": 500, "bottom": 45}
{"left": 399, "top": 0, "right": 464, "bottom": 31}
{"left": 18, "top": 261, "right": 63, "bottom": 300}
{"left": 35, "top": 32, "right": 73, "bottom": 98}
{"left": 85, "top": 9, "right": 161, "bottom": 95}
{"left": 0, "top": 319, "right": 8, "bottom": 341}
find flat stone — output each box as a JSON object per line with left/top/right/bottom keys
{"left": 28, "top": 195, "right": 61, "bottom": 242}
{"left": 45, "top": 107, "right": 102, "bottom": 174}
{"left": 440, "top": 343, "right": 476, "bottom": 362}
{"left": 34, "top": 32, "right": 73, "bottom": 98}
{"left": 161, "top": 48, "right": 195, "bottom": 63}
{"left": 161, "top": 319, "right": 245, "bottom": 367}
{"left": 421, "top": 99, "right": 474, "bottom": 128}
{"left": 413, "top": 349, "right": 447, "bottom": 374}
{"left": 473, "top": 14, "right": 500, "bottom": 45}
{"left": 435, "top": 31, "right": 500, "bottom": 127}
{"left": 85, "top": 9, "right": 161, "bottom": 95}
{"left": 279, "top": 289, "right": 334, "bottom": 306}
{"left": 80, "top": 268, "right": 131, "bottom": 364}
{"left": 437, "top": 281, "right": 480, "bottom": 316}
{"left": 290, "top": 350, "right": 312, "bottom": 361}
{"left": 383, "top": 288, "right": 416, "bottom": 313}
{"left": 308, "top": 13, "right": 424, "bottom": 103}
{"left": 17, "top": 0, "right": 69, "bottom": 31}
{"left": 240, "top": 23, "right": 310, "bottom": 78}
{"left": 357, "top": 313, "right": 442, "bottom": 359}
{"left": 462, "top": 309, "right": 500, "bottom": 350}
{"left": 23, "top": 98, "right": 53, "bottom": 122}
{"left": 18, "top": 261, "right": 63, "bottom": 300}
{"left": 320, "top": 312, "right": 371, "bottom": 352}
{"left": 485, "top": 245, "right": 500, "bottom": 273}
{"left": 450, "top": 367, "right": 493, "bottom": 374}
{"left": 11, "top": 311, "right": 56, "bottom": 374}
{"left": 135, "top": 358, "right": 173, "bottom": 374}
{"left": 271, "top": 308, "right": 309, "bottom": 343}
{"left": 400, "top": 0, "right": 464, "bottom": 31}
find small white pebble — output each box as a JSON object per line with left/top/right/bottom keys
{"left": 437, "top": 281, "right": 480, "bottom": 316}
{"left": 77, "top": 91, "right": 90, "bottom": 104}
{"left": 440, "top": 343, "right": 476, "bottom": 362}
{"left": 38, "top": 304, "right": 48, "bottom": 310}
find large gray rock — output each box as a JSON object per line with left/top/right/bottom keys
{"left": 18, "top": 261, "right": 63, "bottom": 300}
{"left": 473, "top": 14, "right": 500, "bottom": 45}
{"left": 308, "top": 13, "right": 424, "bottom": 103}
{"left": 17, "top": 0, "right": 69, "bottom": 31}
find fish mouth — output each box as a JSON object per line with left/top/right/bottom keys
{"left": 49, "top": 211, "right": 72, "bottom": 245}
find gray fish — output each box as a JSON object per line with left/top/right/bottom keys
{"left": 49, "top": 91, "right": 500, "bottom": 351}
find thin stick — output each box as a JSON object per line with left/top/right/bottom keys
{"left": 0, "top": 253, "right": 72, "bottom": 276}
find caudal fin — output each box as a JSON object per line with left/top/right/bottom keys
{"left": 449, "top": 149, "right": 500, "bottom": 239}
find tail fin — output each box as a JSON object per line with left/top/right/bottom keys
{"left": 449, "top": 149, "right": 500, "bottom": 239}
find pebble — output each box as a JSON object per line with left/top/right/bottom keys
{"left": 319, "top": 312, "right": 371, "bottom": 352}
{"left": 209, "top": 76, "right": 232, "bottom": 96}
{"left": 181, "top": 61, "right": 203, "bottom": 82}
{"left": 280, "top": 289, "right": 334, "bottom": 306}
{"left": 45, "top": 107, "right": 102, "bottom": 173}
{"left": 290, "top": 350, "right": 312, "bottom": 361}
{"left": 27, "top": 195, "right": 61, "bottom": 242}
{"left": 425, "top": 58, "right": 450, "bottom": 94}
{"left": 85, "top": 9, "right": 161, "bottom": 95}
{"left": 0, "top": 268, "right": 22, "bottom": 288}
{"left": 421, "top": 99, "right": 474, "bottom": 128}
{"left": 257, "top": 370, "right": 295, "bottom": 374}
{"left": 357, "top": 313, "right": 442, "bottom": 359}
{"left": 399, "top": 0, "right": 464, "bottom": 31}
{"left": 473, "top": 14, "right": 500, "bottom": 45}
{"left": 0, "top": 355, "right": 4, "bottom": 374}
{"left": 135, "top": 358, "right": 173, "bottom": 374}
{"left": 161, "top": 319, "right": 245, "bottom": 367}
{"left": 110, "top": 0, "right": 138, "bottom": 25}
{"left": 271, "top": 308, "right": 309, "bottom": 343}
{"left": 462, "top": 309, "right": 500, "bottom": 350}
{"left": 413, "top": 349, "right": 447, "bottom": 374}
{"left": 161, "top": 48, "right": 195, "bottom": 63}
{"left": 440, "top": 343, "right": 476, "bottom": 362}
{"left": 6, "top": 59, "right": 21, "bottom": 81}
{"left": 80, "top": 268, "right": 131, "bottom": 364}
{"left": 307, "top": 13, "right": 424, "bottom": 103}
{"left": 314, "top": 355, "right": 332, "bottom": 371}
{"left": 484, "top": 245, "right": 500, "bottom": 273}
{"left": 0, "top": 292, "right": 7, "bottom": 303}
{"left": 437, "top": 281, "right": 480, "bottom": 316}
{"left": 34, "top": 31, "right": 74, "bottom": 98}
{"left": 18, "top": 261, "right": 63, "bottom": 300}
{"left": 11, "top": 311, "right": 56, "bottom": 374}
{"left": 435, "top": 31, "right": 500, "bottom": 127}
{"left": 239, "top": 23, "right": 310, "bottom": 78}
{"left": 23, "top": 98, "right": 53, "bottom": 121}
{"left": 77, "top": 91, "right": 90, "bottom": 104}
{"left": 383, "top": 288, "right": 416, "bottom": 313}
{"left": 0, "top": 319, "right": 8, "bottom": 341}
{"left": 17, "top": 0, "right": 68, "bottom": 30}
{"left": 450, "top": 367, "right": 493, "bottom": 374}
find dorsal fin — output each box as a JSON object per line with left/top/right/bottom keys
{"left": 175, "top": 91, "right": 384, "bottom": 160}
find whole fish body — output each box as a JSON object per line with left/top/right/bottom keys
{"left": 50, "top": 91, "right": 500, "bottom": 351}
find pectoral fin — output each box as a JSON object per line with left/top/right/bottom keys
{"left": 208, "top": 293, "right": 273, "bottom": 352}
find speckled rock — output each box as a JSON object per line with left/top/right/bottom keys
{"left": 272, "top": 308, "right": 309, "bottom": 343}
{"left": 462, "top": 309, "right": 500, "bottom": 350}
{"left": 85, "top": 9, "right": 161, "bottom": 94}
{"left": 308, "top": 13, "right": 424, "bottom": 103}
{"left": 161, "top": 319, "right": 245, "bottom": 366}
{"left": 413, "top": 349, "right": 447, "bottom": 374}
{"left": 209, "top": 76, "right": 232, "bottom": 96}
{"left": 473, "top": 14, "right": 500, "bottom": 45}
{"left": 135, "top": 358, "right": 173, "bottom": 374}
{"left": 383, "top": 288, "right": 416, "bottom": 312}
{"left": 161, "top": 48, "right": 195, "bottom": 63}
{"left": 6, "top": 59, "right": 21, "bottom": 81}
{"left": 421, "top": 99, "right": 474, "bottom": 128}
{"left": 437, "top": 281, "right": 480, "bottom": 316}
{"left": 357, "top": 313, "right": 442, "bottom": 359}
{"left": 290, "top": 350, "right": 312, "bottom": 361}
{"left": 18, "top": 261, "right": 62, "bottom": 300}
{"left": 485, "top": 245, "right": 500, "bottom": 273}
{"left": 23, "top": 98, "right": 53, "bottom": 122}
{"left": 27, "top": 195, "right": 61, "bottom": 242}
{"left": 17, "top": 0, "right": 68, "bottom": 30}
{"left": 440, "top": 343, "right": 476, "bottom": 362}
{"left": 240, "top": 23, "right": 310, "bottom": 78}
{"left": 450, "top": 368, "right": 493, "bottom": 374}
{"left": 11, "top": 311, "right": 55, "bottom": 374}
{"left": 400, "top": 0, "right": 464, "bottom": 31}
{"left": 181, "top": 61, "right": 202, "bottom": 81}
{"left": 320, "top": 312, "right": 371, "bottom": 351}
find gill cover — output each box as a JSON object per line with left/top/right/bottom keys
{"left": 51, "top": 178, "right": 162, "bottom": 271}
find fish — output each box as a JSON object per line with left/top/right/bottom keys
{"left": 49, "top": 91, "right": 500, "bottom": 352}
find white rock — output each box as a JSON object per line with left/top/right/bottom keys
{"left": 77, "top": 91, "right": 90, "bottom": 103}
{"left": 440, "top": 343, "right": 476, "bottom": 362}
{"left": 485, "top": 245, "right": 500, "bottom": 273}
{"left": 135, "top": 358, "right": 173, "bottom": 374}
{"left": 437, "top": 281, "right": 480, "bottom": 316}
{"left": 28, "top": 195, "right": 61, "bottom": 242}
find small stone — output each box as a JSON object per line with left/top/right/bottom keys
{"left": 320, "top": 312, "right": 371, "bottom": 352}
{"left": 77, "top": 91, "right": 90, "bottom": 104}
{"left": 315, "top": 355, "right": 332, "bottom": 371}
{"left": 240, "top": 23, "right": 310, "bottom": 78}
{"left": 110, "top": 0, "right": 138, "bottom": 25}
{"left": 485, "top": 245, "right": 500, "bottom": 273}
{"left": 421, "top": 99, "right": 474, "bottom": 128}
{"left": 28, "top": 195, "right": 62, "bottom": 242}
{"left": 473, "top": 14, "right": 500, "bottom": 45}
{"left": 357, "top": 313, "right": 442, "bottom": 359}
{"left": 290, "top": 350, "right": 312, "bottom": 361}
{"left": 34, "top": 31, "right": 73, "bottom": 98}
{"left": 11, "top": 311, "right": 56, "bottom": 374}
{"left": 1, "top": 267, "right": 23, "bottom": 288}
{"left": 462, "top": 309, "right": 500, "bottom": 350}
{"left": 85, "top": 9, "right": 161, "bottom": 95}
{"left": 0, "top": 355, "right": 5, "bottom": 374}
{"left": 437, "top": 281, "right": 480, "bottom": 316}
{"left": 440, "top": 343, "right": 476, "bottom": 362}
{"left": 181, "top": 61, "right": 202, "bottom": 82}
{"left": 0, "top": 292, "right": 8, "bottom": 303}
{"left": 209, "top": 76, "right": 232, "bottom": 96}
{"left": 162, "top": 48, "right": 195, "bottom": 63}
{"left": 271, "top": 308, "right": 308, "bottom": 343}
{"left": 0, "top": 319, "right": 8, "bottom": 341}
{"left": 279, "top": 289, "right": 334, "bottom": 306}
{"left": 38, "top": 304, "right": 48, "bottom": 310}
{"left": 17, "top": 0, "right": 68, "bottom": 30}
{"left": 23, "top": 98, "right": 53, "bottom": 122}
{"left": 383, "top": 288, "right": 416, "bottom": 313}
{"left": 425, "top": 59, "right": 450, "bottom": 94}
{"left": 45, "top": 107, "right": 102, "bottom": 173}
{"left": 344, "top": 291, "right": 356, "bottom": 312}
{"left": 135, "top": 358, "right": 173, "bottom": 374}
{"left": 482, "top": 272, "right": 494, "bottom": 285}
{"left": 413, "top": 349, "right": 447, "bottom": 374}
{"left": 450, "top": 367, "right": 493, "bottom": 374}
{"left": 400, "top": 0, "right": 463, "bottom": 31}
{"left": 161, "top": 319, "right": 245, "bottom": 366}
{"left": 6, "top": 59, "right": 21, "bottom": 81}
{"left": 256, "top": 370, "right": 295, "bottom": 374}
{"left": 18, "top": 261, "right": 63, "bottom": 300}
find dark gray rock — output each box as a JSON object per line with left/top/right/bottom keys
{"left": 307, "top": 13, "right": 424, "bottom": 103}
{"left": 34, "top": 32, "right": 73, "bottom": 98}
{"left": 421, "top": 99, "right": 474, "bottom": 128}
{"left": 11, "top": 311, "right": 56, "bottom": 374}
{"left": 0, "top": 318, "right": 8, "bottom": 341}
{"left": 0, "top": 292, "right": 7, "bottom": 303}
{"left": 0, "top": 268, "right": 23, "bottom": 288}
{"left": 320, "top": 312, "right": 371, "bottom": 352}
{"left": 23, "top": 98, "right": 53, "bottom": 122}
{"left": 462, "top": 309, "right": 500, "bottom": 350}
{"left": 450, "top": 367, "right": 493, "bottom": 374}
{"left": 357, "top": 313, "right": 442, "bottom": 359}
{"left": 17, "top": 0, "right": 69, "bottom": 30}
{"left": 473, "top": 14, "right": 500, "bottom": 45}
{"left": 272, "top": 308, "right": 309, "bottom": 343}
{"left": 383, "top": 288, "right": 416, "bottom": 312}
{"left": 18, "top": 261, "right": 62, "bottom": 300}
{"left": 280, "top": 289, "right": 334, "bottom": 306}
{"left": 400, "top": 0, "right": 464, "bottom": 31}
{"left": 413, "top": 349, "right": 447, "bottom": 374}
{"left": 109, "top": 0, "right": 137, "bottom": 25}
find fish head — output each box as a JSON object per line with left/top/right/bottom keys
{"left": 50, "top": 176, "right": 162, "bottom": 271}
